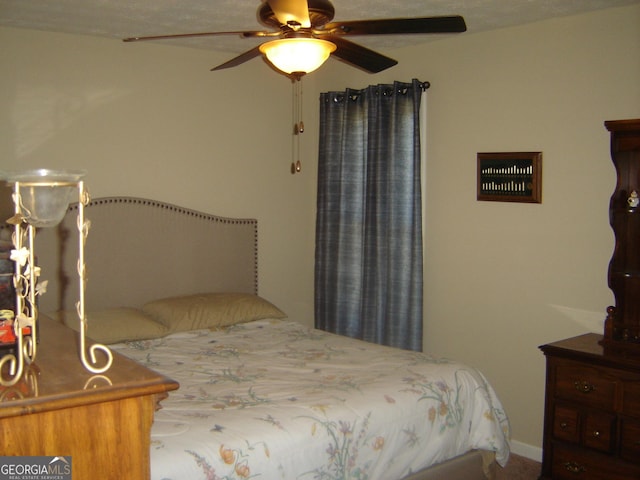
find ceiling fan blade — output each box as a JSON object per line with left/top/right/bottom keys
{"left": 210, "top": 46, "right": 263, "bottom": 71}
{"left": 123, "top": 30, "right": 275, "bottom": 42}
{"left": 267, "top": 0, "right": 311, "bottom": 28}
{"left": 321, "top": 15, "right": 466, "bottom": 36}
{"left": 324, "top": 36, "right": 397, "bottom": 73}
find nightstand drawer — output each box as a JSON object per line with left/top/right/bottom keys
{"left": 553, "top": 405, "right": 579, "bottom": 443}
{"left": 620, "top": 418, "right": 640, "bottom": 464}
{"left": 555, "top": 364, "right": 617, "bottom": 410}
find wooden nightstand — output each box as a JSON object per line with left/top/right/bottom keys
{"left": 539, "top": 333, "right": 640, "bottom": 479}
{"left": 0, "top": 315, "right": 178, "bottom": 479}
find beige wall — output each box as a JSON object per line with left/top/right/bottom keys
{"left": 315, "top": 4, "right": 640, "bottom": 456}
{"left": 1, "top": 3, "right": 639, "bottom": 459}
{"left": 0, "top": 26, "right": 318, "bottom": 324}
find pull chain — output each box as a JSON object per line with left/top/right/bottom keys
{"left": 291, "top": 76, "right": 303, "bottom": 174}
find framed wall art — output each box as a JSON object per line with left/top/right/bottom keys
{"left": 477, "top": 151, "right": 542, "bottom": 203}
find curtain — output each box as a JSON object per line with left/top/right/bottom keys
{"left": 315, "top": 79, "right": 424, "bottom": 351}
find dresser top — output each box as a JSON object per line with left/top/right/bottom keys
{"left": 540, "top": 333, "right": 640, "bottom": 371}
{"left": 0, "top": 315, "right": 179, "bottom": 418}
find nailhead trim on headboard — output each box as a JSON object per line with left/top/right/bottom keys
{"left": 31, "top": 196, "right": 260, "bottom": 313}
{"left": 67, "top": 197, "right": 259, "bottom": 295}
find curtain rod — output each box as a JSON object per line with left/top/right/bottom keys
{"left": 418, "top": 81, "right": 431, "bottom": 91}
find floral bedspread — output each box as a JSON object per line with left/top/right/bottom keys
{"left": 113, "top": 319, "right": 510, "bottom": 480}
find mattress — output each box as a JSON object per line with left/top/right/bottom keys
{"left": 113, "top": 319, "right": 510, "bottom": 480}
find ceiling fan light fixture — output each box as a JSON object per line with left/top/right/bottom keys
{"left": 259, "top": 38, "right": 336, "bottom": 74}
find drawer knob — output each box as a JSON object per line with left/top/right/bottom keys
{"left": 560, "top": 422, "right": 568, "bottom": 429}
{"left": 563, "top": 462, "right": 586, "bottom": 474}
{"left": 592, "top": 430, "right": 600, "bottom": 438}
{"left": 574, "top": 380, "right": 595, "bottom": 393}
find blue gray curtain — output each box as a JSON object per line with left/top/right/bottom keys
{"left": 314, "top": 79, "right": 424, "bottom": 351}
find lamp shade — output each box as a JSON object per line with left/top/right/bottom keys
{"left": 4, "top": 169, "right": 85, "bottom": 228}
{"left": 259, "top": 38, "right": 336, "bottom": 74}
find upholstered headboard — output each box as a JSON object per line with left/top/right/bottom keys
{"left": 33, "top": 197, "right": 258, "bottom": 314}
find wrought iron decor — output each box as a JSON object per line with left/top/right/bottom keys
{"left": 1, "top": 170, "right": 112, "bottom": 386}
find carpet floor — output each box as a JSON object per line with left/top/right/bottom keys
{"left": 495, "top": 454, "right": 541, "bottom": 480}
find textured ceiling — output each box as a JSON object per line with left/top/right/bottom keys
{"left": 1, "top": 0, "right": 638, "bottom": 55}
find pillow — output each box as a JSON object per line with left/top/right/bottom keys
{"left": 55, "top": 307, "right": 170, "bottom": 344}
{"left": 142, "top": 292, "right": 287, "bottom": 333}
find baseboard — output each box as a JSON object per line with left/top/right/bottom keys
{"left": 511, "top": 440, "right": 542, "bottom": 463}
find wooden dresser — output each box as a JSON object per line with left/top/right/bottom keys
{"left": 0, "top": 316, "right": 179, "bottom": 479}
{"left": 538, "top": 119, "right": 640, "bottom": 479}
{"left": 539, "top": 333, "right": 640, "bottom": 479}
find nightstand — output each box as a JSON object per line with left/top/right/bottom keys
{"left": 0, "top": 315, "right": 179, "bottom": 479}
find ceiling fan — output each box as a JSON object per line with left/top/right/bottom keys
{"left": 123, "top": 0, "right": 466, "bottom": 77}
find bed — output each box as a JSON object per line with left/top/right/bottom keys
{"left": 33, "top": 196, "right": 510, "bottom": 480}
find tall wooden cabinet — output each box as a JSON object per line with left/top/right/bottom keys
{"left": 603, "top": 119, "right": 640, "bottom": 351}
{"left": 540, "top": 119, "right": 640, "bottom": 480}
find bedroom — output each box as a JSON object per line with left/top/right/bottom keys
{"left": 1, "top": 0, "right": 639, "bottom": 474}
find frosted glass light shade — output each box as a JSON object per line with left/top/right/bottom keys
{"left": 259, "top": 38, "right": 336, "bottom": 74}
{"left": 4, "top": 169, "right": 85, "bottom": 228}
